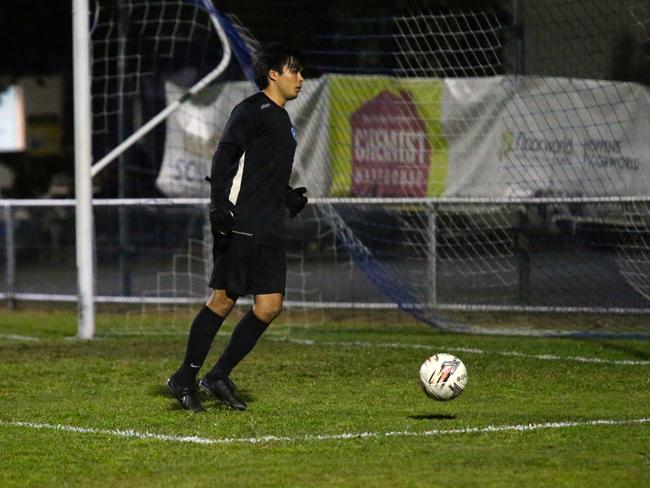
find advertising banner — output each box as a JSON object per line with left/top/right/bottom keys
{"left": 441, "top": 77, "right": 650, "bottom": 197}
{"left": 158, "top": 75, "right": 649, "bottom": 198}
{"left": 156, "top": 78, "right": 328, "bottom": 197}
{"left": 328, "top": 76, "right": 448, "bottom": 197}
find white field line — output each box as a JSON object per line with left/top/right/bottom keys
{"left": 0, "top": 334, "right": 40, "bottom": 341}
{"left": 1, "top": 418, "right": 648, "bottom": 447}
{"left": 269, "top": 337, "right": 650, "bottom": 366}
{"left": 1, "top": 331, "right": 648, "bottom": 366}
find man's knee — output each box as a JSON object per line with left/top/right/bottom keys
{"left": 206, "top": 289, "right": 236, "bottom": 317}
{"left": 253, "top": 300, "right": 283, "bottom": 323}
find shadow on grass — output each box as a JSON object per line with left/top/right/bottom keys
{"left": 151, "top": 384, "right": 171, "bottom": 397}
{"left": 150, "top": 382, "right": 256, "bottom": 411}
{"left": 150, "top": 384, "right": 189, "bottom": 412}
{"left": 408, "top": 413, "right": 456, "bottom": 421}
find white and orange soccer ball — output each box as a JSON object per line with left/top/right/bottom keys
{"left": 419, "top": 353, "right": 468, "bottom": 401}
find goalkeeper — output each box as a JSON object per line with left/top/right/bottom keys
{"left": 167, "top": 44, "right": 308, "bottom": 412}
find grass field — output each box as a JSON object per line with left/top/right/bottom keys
{"left": 1, "top": 309, "right": 649, "bottom": 487}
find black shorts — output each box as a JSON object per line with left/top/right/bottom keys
{"left": 209, "top": 234, "right": 287, "bottom": 296}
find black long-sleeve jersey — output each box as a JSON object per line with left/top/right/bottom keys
{"left": 210, "top": 92, "right": 297, "bottom": 249}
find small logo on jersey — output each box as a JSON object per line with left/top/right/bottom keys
{"left": 260, "top": 103, "right": 271, "bottom": 110}
{"left": 291, "top": 126, "right": 297, "bottom": 140}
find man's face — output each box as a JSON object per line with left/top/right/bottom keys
{"left": 271, "top": 64, "right": 304, "bottom": 101}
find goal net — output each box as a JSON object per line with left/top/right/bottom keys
{"left": 5, "top": 0, "right": 649, "bottom": 337}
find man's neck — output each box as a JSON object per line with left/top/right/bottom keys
{"left": 263, "top": 87, "right": 286, "bottom": 108}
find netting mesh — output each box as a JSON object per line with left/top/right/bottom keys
{"left": 522, "top": 0, "right": 644, "bottom": 80}
{"left": 90, "top": 0, "right": 222, "bottom": 194}
{"left": 393, "top": 11, "right": 504, "bottom": 77}
{"left": 6, "top": 199, "right": 650, "bottom": 335}
{"left": 8, "top": 0, "right": 647, "bottom": 335}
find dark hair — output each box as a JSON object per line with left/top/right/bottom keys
{"left": 253, "top": 43, "right": 304, "bottom": 90}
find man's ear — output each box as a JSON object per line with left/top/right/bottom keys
{"left": 268, "top": 69, "right": 279, "bottom": 83}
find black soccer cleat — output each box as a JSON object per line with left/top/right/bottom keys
{"left": 199, "top": 376, "right": 247, "bottom": 411}
{"left": 167, "top": 376, "right": 205, "bottom": 413}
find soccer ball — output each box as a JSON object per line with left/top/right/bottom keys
{"left": 419, "top": 353, "right": 468, "bottom": 401}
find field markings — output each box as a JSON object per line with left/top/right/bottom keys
{"left": 94, "top": 331, "right": 650, "bottom": 365}
{"left": 1, "top": 330, "right": 648, "bottom": 365}
{"left": 0, "top": 334, "right": 40, "bottom": 341}
{"left": 1, "top": 418, "right": 648, "bottom": 447}
{"left": 269, "top": 337, "right": 650, "bottom": 366}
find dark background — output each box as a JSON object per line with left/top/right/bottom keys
{"left": 0, "top": 0, "right": 509, "bottom": 199}
{"left": 0, "top": 0, "right": 646, "bottom": 198}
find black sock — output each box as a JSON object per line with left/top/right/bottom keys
{"left": 207, "top": 310, "right": 269, "bottom": 380}
{"left": 174, "top": 305, "right": 225, "bottom": 386}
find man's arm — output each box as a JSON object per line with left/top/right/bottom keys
{"left": 210, "top": 141, "right": 243, "bottom": 203}
{"left": 207, "top": 143, "right": 239, "bottom": 235}
{"left": 208, "top": 103, "right": 253, "bottom": 234}
{"left": 210, "top": 102, "right": 253, "bottom": 199}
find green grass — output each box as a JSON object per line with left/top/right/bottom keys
{"left": 1, "top": 310, "right": 649, "bottom": 487}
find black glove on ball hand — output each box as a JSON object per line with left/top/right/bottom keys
{"left": 209, "top": 198, "right": 235, "bottom": 235}
{"left": 206, "top": 176, "right": 235, "bottom": 235}
{"left": 286, "top": 187, "right": 308, "bottom": 218}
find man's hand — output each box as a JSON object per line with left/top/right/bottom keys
{"left": 285, "top": 187, "right": 308, "bottom": 218}
{"left": 209, "top": 199, "right": 236, "bottom": 235}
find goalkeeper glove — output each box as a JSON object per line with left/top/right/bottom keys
{"left": 210, "top": 198, "right": 235, "bottom": 235}
{"left": 285, "top": 186, "right": 308, "bottom": 218}
{"left": 206, "top": 176, "right": 235, "bottom": 235}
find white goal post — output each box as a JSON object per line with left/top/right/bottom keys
{"left": 72, "top": 0, "right": 232, "bottom": 338}
{"left": 57, "top": 0, "right": 650, "bottom": 339}
{"left": 73, "top": 0, "right": 95, "bottom": 339}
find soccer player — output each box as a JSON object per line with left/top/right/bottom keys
{"left": 167, "top": 44, "right": 308, "bottom": 412}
